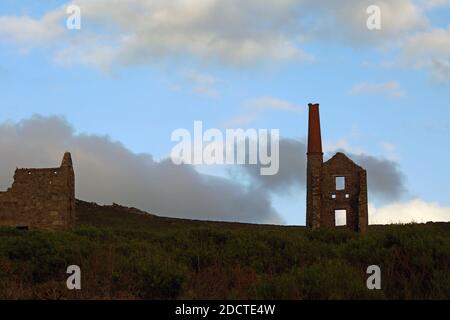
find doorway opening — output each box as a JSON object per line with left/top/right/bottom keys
{"left": 335, "top": 210, "right": 347, "bottom": 226}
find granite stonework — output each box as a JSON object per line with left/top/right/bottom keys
{"left": 0, "top": 152, "right": 75, "bottom": 230}
{"left": 306, "top": 104, "right": 368, "bottom": 234}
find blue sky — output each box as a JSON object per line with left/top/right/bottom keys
{"left": 0, "top": 0, "right": 449, "bottom": 225}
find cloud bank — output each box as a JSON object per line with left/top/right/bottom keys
{"left": 224, "top": 97, "right": 304, "bottom": 127}
{"left": 0, "top": 115, "right": 448, "bottom": 225}
{"left": 239, "top": 138, "right": 407, "bottom": 201}
{"left": 239, "top": 138, "right": 450, "bottom": 223}
{"left": 349, "top": 81, "right": 406, "bottom": 98}
{"left": 1, "top": 0, "right": 447, "bottom": 83}
{"left": 0, "top": 0, "right": 434, "bottom": 71}
{"left": 0, "top": 115, "right": 281, "bottom": 224}
{"left": 370, "top": 199, "right": 450, "bottom": 224}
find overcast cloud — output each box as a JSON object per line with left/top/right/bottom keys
{"left": 0, "top": 116, "right": 447, "bottom": 224}
{"left": 0, "top": 0, "right": 432, "bottom": 70}
{"left": 239, "top": 138, "right": 407, "bottom": 201}
{"left": 0, "top": 115, "right": 282, "bottom": 224}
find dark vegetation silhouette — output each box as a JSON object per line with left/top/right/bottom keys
{"left": 0, "top": 200, "right": 449, "bottom": 299}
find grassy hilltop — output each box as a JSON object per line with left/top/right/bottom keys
{"left": 0, "top": 200, "right": 449, "bottom": 300}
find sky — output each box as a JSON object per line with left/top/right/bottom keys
{"left": 0, "top": 0, "right": 449, "bottom": 225}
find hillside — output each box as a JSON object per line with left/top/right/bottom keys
{"left": 0, "top": 199, "right": 449, "bottom": 299}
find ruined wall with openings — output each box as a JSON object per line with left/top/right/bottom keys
{"left": 0, "top": 152, "right": 75, "bottom": 230}
{"left": 306, "top": 103, "right": 368, "bottom": 234}
{"left": 319, "top": 152, "right": 368, "bottom": 233}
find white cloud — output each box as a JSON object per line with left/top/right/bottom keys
{"left": 431, "top": 59, "right": 450, "bottom": 82}
{"left": 420, "top": 0, "right": 450, "bottom": 8}
{"left": 381, "top": 142, "right": 400, "bottom": 161}
{"left": 313, "top": 0, "right": 427, "bottom": 45}
{"left": 349, "top": 81, "right": 406, "bottom": 98}
{"left": 0, "top": 0, "right": 429, "bottom": 70}
{"left": 0, "top": 0, "right": 446, "bottom": 85}
{"left": 0, "top": 11, "right": 64, "bottom": 45}
{"left": 183, "top": 70, "right": 219, "bottom": 97}
{"left": 401, "top": 26, "right": 450, "bottom": 62}
{"left": 168, "top": 69, "right": 220, "bottom": 98}
{"left": 358, "top": 25, "right": 450, "bottom": 84}
{"left": 400, "top": 26, "right": 450, "bottom": 82}
{"left": 224, "top": 97, "right": 303, "bottom": 127}
{"left": 369, "top": 199, "right": 450, "bottom": 224}
{"left": 244, "top": 97, "right": 304, "bottom": 112}
{"left": 0, "top": 0, "right": 311, "bottom": 69}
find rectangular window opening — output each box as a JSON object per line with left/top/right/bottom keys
{"left": 335, "top": 210, "right": 347, "bottom": 226}
{"left": 335, "top": 176, "right": 345, "bottom": 190}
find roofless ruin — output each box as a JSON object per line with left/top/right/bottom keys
{"left": 306, "top": 103, "right": 368, "bottom": 234}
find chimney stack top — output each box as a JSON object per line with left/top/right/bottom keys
{"left": 307, "top": 103, "right": 323, "bottom": 154}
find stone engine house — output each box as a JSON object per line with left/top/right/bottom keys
{"left": 0, "top": 152, "right": 75, "bottom": 230}
{"left": 306, "top": 104, "right": 368, "bottom": 234}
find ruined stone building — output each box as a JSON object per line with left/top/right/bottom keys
{"left": 306, "top": 104, "right": 368, "bottom": 234}
{"left": 0, "top": 152, "right": 75, "bottom": 230}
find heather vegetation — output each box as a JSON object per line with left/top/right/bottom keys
{"left": 0, "top": 201, "right": 449, "bottom": 299}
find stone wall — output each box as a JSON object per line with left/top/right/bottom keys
{"left": 320, "top": 152, "right": 368, "bottom": 233}
{"left": 306, "top": 153, "right": 323, "bottom": 229}
{"left": 306, "top": 103, "right": 368, "bottom": 234}
{"left": 0, "top": 152, "right": 75, "bottom": 230}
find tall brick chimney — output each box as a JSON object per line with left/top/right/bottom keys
{"left": 307, "top": 103, "right": 323, "bottom": 154}
{"left": 306, "top": 103, "right": 323, "bottom": 228}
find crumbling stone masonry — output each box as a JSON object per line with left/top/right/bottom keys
{"left": 0, "top": 152, "right": 75, "bottom": 230}
{"left": 306, "top": 104, "right": 368, "bottom": 234}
